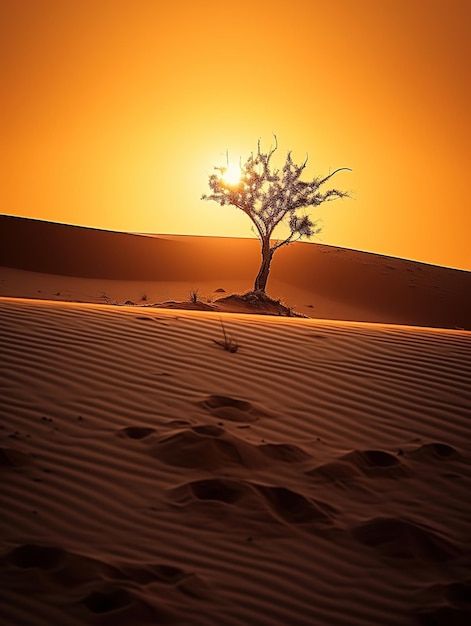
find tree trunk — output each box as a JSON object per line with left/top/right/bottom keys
{"left": 254, "top": 239, "right": 273, "bottom": 292}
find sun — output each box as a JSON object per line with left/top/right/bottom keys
{"left": 221, "top": 161, "right": 242, "bottom": 185}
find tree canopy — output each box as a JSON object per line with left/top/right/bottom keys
{"left": 202, "top": 137, "right": 351, "bottom": 292}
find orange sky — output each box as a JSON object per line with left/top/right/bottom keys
{"left": 2, "top": 0, "right": 470, "bottom": 270}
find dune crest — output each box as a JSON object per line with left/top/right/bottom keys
{"left": 1, "top": 214, "right": 470, "bottom": 327}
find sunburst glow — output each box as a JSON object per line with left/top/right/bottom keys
{"left": 221, "top": 162, "right": 242, "bottom": 186}
{"left": 2, "top": 1, "right": 470, "bottom": 270}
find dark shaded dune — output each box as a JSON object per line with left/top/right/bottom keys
{"left": 0, "top": 214, "right": 259, "bottom": 281}
{"left": 0, "top": 215, "right": 183, "bottom": 279}
{"left": 254, "top": 484, "right": 335, "bottom": 526}
{"left": 0, "top": 446, "right": 32, "bottom": 467}
{"left": 198, "top": 394, "right": 270, "bottom": 422}
{"left": 352, "top": 517, "right": 458, "bottom": 561}
{"left": 275, "top": 236, "right": 471, "bottom": 328}
{"left": 258, "top": 442, "right": 310, "bottom": 463}
{"left": 117, "top": 426, "right": 156, "bottom": 440}
{"left": 2, "top": 214, "right": 471, "bottom": 328}
{"left": 410, "top": 442, "right": 460, "bottom": 462}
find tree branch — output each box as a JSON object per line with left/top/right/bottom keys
{"left": 271, "top": 230, "right": 302, "bottom": 252}
{"left": 318, "top": 167, "right": 352, "bottom": 187}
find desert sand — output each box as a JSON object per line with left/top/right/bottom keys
{"left": 1, "top": 214, "right": 470, "bottom": 626}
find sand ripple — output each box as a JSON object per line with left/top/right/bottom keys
{"left": 1, "top": 297, "right": 470, "bottom": 626}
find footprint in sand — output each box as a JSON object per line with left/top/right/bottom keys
{"left": 307, "top": 449, "right": 411, "bottom": 482}
{"left": 117, "top": 426, "right": 156, "bottom": 440}
{"left": 0, "top": 447, "right": 32, "bottom": 468}
{"left": 5, "top": 544, "right": 67, "bottom": 570}
{"left": 169, "top": 478, "right": 336, "bottom": 529}
{"left": 258, "top": 443, "right": 310, "bottom": 463}
{"left": 306, "top": 459, "right": 363, "bottom": 483}
{"left": 82, "top": 587, "right": 136, "bottom": 614}
{"left": 442, "top": 580, "right": 471, "bottom": 605}
{"left": 198, "top": 394, "right": 270, "bottom": 423}
{"left": 415, "top": 605, "right": 471, "bottom": 626}
{"left": 1, "top": 544, "right": 208, "bottom": 619}
{"left": 122, "top": 563, "right": 186, "bottom": 585}
{"left": 1, "top": 544, "right": 124, "bottom": 586}
{"left": 410, "top": 442, "right": 460, "bottom": 462}
{"left": 254, "top": 484, "right": 335, "bottom": 526}
{"left": 80, "top": 583, "right": 170, "bottom": 623}
{"left": 151, "top": 427, "right": 246, "bottom": 471}
{"left": 177, "top": 477, "right": 251, "bottom": 505}
{"left": 164, "top": 419, "right": 193, "bottom": 429}
{"left": 351, "top": 517, "right": 458, "bottom": 562}
{"left": 415, "top": 580, "right": 471, "bottom": 625}
{"left": 344, "top": 449, "right": 412, "bottom": 477}
{"left": 152, "top": 426, "right": 310, "bottom": 471}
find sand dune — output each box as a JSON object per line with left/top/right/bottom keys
{"left": 1, "top": 215, "right": 471, "bottom": 625}
{"left": 1, "top": 214, "right": 470, "bottom": 328}
{"left": 1, "top": 297, "right": 470, "bottom": 625}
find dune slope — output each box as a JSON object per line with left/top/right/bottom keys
{"left": 1, "top": 297, "right": 470, "bottom": 626}
{"left": 1, "top": 214, "right": 470, "bottom": 328}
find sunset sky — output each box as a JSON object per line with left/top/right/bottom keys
{"left": 2, "top": 0, "right": 470, "bottom": 270}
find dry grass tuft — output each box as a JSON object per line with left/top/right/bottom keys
{"left": 189, "top": 288, "right": 200, "bottom": 304}
{"left": 213, "top": 319, "right": 239, "bottom": 353}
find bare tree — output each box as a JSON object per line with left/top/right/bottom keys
{"left": 202, "top": 137, "right": 351, "bottom": 293}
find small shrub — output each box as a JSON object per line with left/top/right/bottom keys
{"left": 213, "top": 319, "right": 239, "bottom": 353}
{"left": 101, "top": 293, "right": 118, "bottom": 305}
{"left": 189, "top": 288, "right": 200, "bottom": 303}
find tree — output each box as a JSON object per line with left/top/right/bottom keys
{"left": 202, "top": 137, "right": 351, "bottom": 293}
